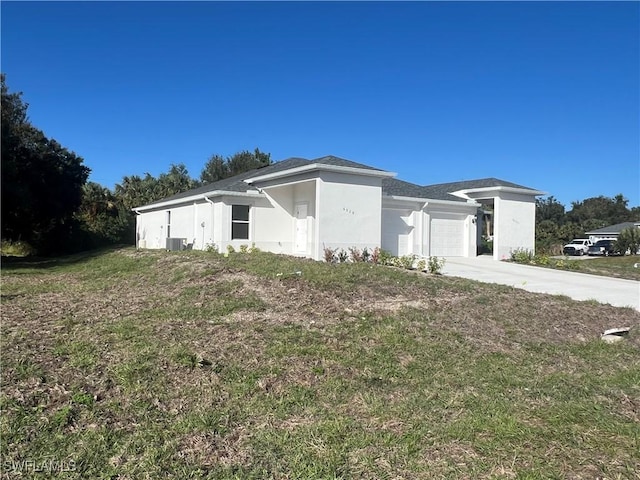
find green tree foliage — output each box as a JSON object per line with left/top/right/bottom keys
{"left": 200, "top": 148, "right": 271, "bottom": 184}
{"left": 1, "top": 74, "right": 90, "bottom": 253}
{"left": 536, "top": 196, "right": 565, "bottom": 224}
{"left": 157, "top": 164, "right": 197, "bottom": 198}
{"left": 615, "top": 226, "right": 640, "bottom": 255}
{"left": 115, "top": 164, "right": 196, "bottom": 211}
{"left": 200, "top": 154, "right": 227, "bottom": 184}
{"left": 566, "top": 194, "right": 631, "bottom": 226}
{"left": 536, "top": 194, "right": 639, "bottom": 254}
{"left": 76, "top": 182, "right": 133, "bottom": 246}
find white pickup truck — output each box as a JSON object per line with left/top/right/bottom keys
{"left": 563, "top": 238, "right": 593, "bottom": 256}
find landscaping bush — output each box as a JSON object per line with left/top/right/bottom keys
{"left": 615, "top": 226, "right": 640, "bottom": 255}
{"left": 427, "top": 256, "right": 446, "bottom": 275}
{"left": 510, "top": 248, "right": 534, "bottom": 264}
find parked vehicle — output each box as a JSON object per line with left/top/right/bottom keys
{"left": 563, "top": 238, "right": 593, "bottom": 256}
{"left": 587, "top": 239, "right": 617, "bottom": 256}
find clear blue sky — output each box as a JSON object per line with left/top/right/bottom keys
{"left": 2, "top": 1, "right": 639, "bottom": 208}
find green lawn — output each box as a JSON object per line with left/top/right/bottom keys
{"left": 512, "top": 254, "right": 640, "bottom": 281}
{"left": 2, "top": 248, "right": 639, "bottom": 479}
{"left": 575, "top": 255, "right": 640, "bottom": 281}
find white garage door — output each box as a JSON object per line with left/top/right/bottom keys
{"left": 430, "top": 214, "right": 465, "bottom": 257}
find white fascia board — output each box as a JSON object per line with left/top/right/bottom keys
{"left": 245, "top": 164, "right": 396, "bottom": 184}
{"left": 452, "top": 186, "right": 547, "bottom": 199}
{"left": 385, "top": 195, "right": 480, "bottom": 208}
{"left": 133, "top": 190, "right": 262, "bottom": 212}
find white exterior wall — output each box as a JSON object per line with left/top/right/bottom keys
{"left": 493, "top": 192, "right": 536, "bottom": 260}
{"left": 381, "top": 208, "right": 414, "bottom": 256}
{"left": 136, "top": 200, "right": 215, "bottom": 250}
{"left": 315, "top": 172, "right": 382, "bottom": 260}
{"left": 195, "top": 201, "right": 214, "bottom": 250}
{"left": 169, "top": 203, "right": 195, "bottom": 244}
{"left": 254, "top": 185, "right": 294, "bottom": 255}
{"left": 136, "top": 209, "right": 167, "bottom": 249}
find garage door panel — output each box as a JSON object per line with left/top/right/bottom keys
{"left": 430, "top": 215, "right": 464, "bottom": 257}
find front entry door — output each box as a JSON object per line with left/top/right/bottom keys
{"left": 294, "top": 203, "right": 308, "bottom": 253}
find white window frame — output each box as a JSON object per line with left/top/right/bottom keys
{"left": 231, "top": 205, "right": 250, "bottom": 240}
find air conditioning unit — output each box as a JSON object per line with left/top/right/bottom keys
{"left": 166, "top": 238, "right": 184, "bottom": 251}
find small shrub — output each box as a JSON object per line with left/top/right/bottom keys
{"left": 323, "top": 245, "right": 337, "bottom": 263}
{"left": 370, "top": 247, "right": 381, "bottom": 265}
{"left": 249, "top": 242, "right": 260, "bottom": 253}
{"left": 204, "top": 243, "right": 219, "bottom": 253}
{"left": 616, "top": 226, "right": 640, "bottom": 255}
{"left": 398, "top": 254, "right": 416, "bottom": 270}
{"left": 361, "top": 247, "right": 371, "bottom": 263}
{"left": 427, "top": 256, "right": 445, "bottom": 275}
{"left": 337, "top": 249, "right": 349, "bottom": 263}
{"left": 416, "top": 259, "right": 427, "bottom": 272}
{"left": 0, "top": 239, "right": 35, "bottom": 257}
{"left": 552, "top": 258, "right": 581, "bottom": 271}
{"left": 239, "top": 244, "right": 249, "bottom": 254}
{"left": 348, "top": 247, "right": 363, "bottom": 263}
{"left": 532, "top": 254, "right": 550, "bottom": 266}
{"left": 510, "top": 248, "right": 534, "bottom": 264}
{"left": 378, "top": 249, "right": 394, "bottom": 266}
{"left": 226, "top": 245, "right": 236, "bottom": 255}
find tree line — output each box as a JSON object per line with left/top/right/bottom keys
{"left": 1, "top": 75, "right": 271, "bottom": 255}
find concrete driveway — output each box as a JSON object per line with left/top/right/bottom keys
{"left": 442, "top": 256, "right": 640, "bottom": 311}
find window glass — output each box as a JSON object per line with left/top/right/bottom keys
{"left": 232, "top": 223, "right": 249, "bottom": 240}
{"left": 231, "top": 205, "right": 250, "bottom": 240}
{"left": 232, "top": 205, "right": 250, "bottom": 222}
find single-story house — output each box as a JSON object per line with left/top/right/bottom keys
{"left": 585, "top": 222, "right": 640, "bottom": 243}
{"left": 133, "top": 155, "right": 544, "bottom": 261}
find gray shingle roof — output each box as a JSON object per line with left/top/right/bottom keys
{"left": 585, "top": 222, "right": 639, "bottom": 235}
{"left": 382, "top": 178, "right": 467, "bottom": 202}
{"left": 311, "top": 155, "right": 387, "bottom": 171}
{"left": 423, "top": 177, "right": 536, "bottom": 192}
{"left": 138, "top": 158, "right": 312, "bottom": 207}
{"left": 138, "top": 158, "right": 540, "bottom": 209}
{"left": 136, "top": 156, "right": 386, "bottom": 208}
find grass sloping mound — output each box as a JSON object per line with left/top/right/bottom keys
{"left": 2, "top": 248, "right": 639, "bottom": 479}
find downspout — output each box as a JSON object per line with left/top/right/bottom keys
{"left": 204, "top": 196, "right": 215, "bottom": 251}
{"left": 193, "top": 201, "right": 198, "bottom": 248}
{"left": 420, "top": 201, "right": 428, "bottom": 257}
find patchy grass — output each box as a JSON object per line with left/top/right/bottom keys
{"left": 576, "top": 255, "right": 640, "bottom": 281}
{"left": 513, "top": 254, "right": 640, "bottom": 281}
{"left": 1, "top": 247, "right": 639, "bottom": 479}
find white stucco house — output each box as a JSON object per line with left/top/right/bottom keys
{"left": 585, "top": 222, "right": 640, "bottom": 243}
{"left": 133, "top": 156, "right": 544, "bottom": 261}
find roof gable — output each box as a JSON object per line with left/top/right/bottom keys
{"left": 424, "top": 177, "right": 536, "bottom": 192}
{"left": 382, "top": 178, "right": 467, "bottom": 202}
{"left": 585, "top": 221, "right": 639, "bottom": 235}
{"left": 312, "top": 155, "right": 386, "bottom": 172}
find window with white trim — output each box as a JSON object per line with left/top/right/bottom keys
{"left": 231, "top": 205, "right": 250, "bottom": 240}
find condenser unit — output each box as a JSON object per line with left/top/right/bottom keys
{"left": 166, "top": 238, "right": 185, "bottom": 251}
